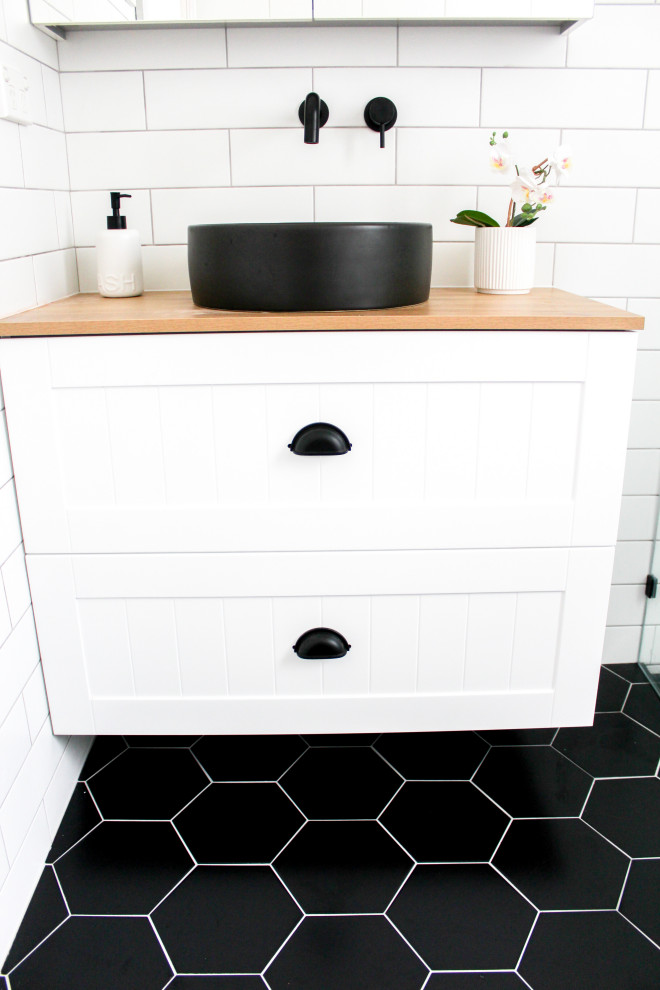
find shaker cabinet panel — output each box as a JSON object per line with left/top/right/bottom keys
{"left": 28, "top": 546, "right": 602, "bottom": 735}
{"left": 0, "top": 330, "right": 633, "bottom": 556}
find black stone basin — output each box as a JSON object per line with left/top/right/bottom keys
{"left": 188, "top": 222, "right": 432, "bottom": 312}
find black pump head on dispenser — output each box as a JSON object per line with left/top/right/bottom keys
{"left": 107, "top": 191, "right": 131, "bottom": 230}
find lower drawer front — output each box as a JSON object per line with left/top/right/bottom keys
{"left": 27, "top": 547, "right": 614, "bottom": 734}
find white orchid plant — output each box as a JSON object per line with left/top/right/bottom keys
{"left": 451, "top": 131, "right": 572, "bottom": 229}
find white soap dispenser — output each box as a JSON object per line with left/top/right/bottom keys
{"left": 96, "top": 191, "right": 144, "bottom": 297}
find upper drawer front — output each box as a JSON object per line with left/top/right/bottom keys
{"left": 0, "top": 330, "right": 635, "bottom": 553}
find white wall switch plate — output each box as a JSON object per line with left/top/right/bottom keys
{"left": 0, "top": 65, "right": 32, "bottom": 125}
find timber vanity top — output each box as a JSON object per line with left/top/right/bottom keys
{"left": 0, "top": 288, "right": 643, "bottom": 336}
{"left": 0, "top": 288, "right": 643, "bottom": 735}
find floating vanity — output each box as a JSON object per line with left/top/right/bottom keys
{"left": 0, "top": 289, "right": 642, "bottom": 735}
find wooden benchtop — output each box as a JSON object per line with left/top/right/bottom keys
{"left": 0, "top": 288, "right": 643, "bottom": 336}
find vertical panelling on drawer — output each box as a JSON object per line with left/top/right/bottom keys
{"left": 55, "top": 389, "right": 115, "bottom": 505}
{"left": 266, "top": 384, "right": 320, "bottom": 503}
{"left": 321, "top": 596, "right": 371, "bottom": 696}
{"left": 464, "top": 594, "right": 517, "bottom": 692}
{"left": 77, "top": 599, "right": 134, "bottom": 698}
{"left": 510, "top": 592, "right": 562, "bottom": 692}
{"left": 526, "top": 383, "right": 582, "bottom": 501}
{"left": 125, "top": 599, "right": 181, "bottom": 697}
{"left": 223, "top": 598, "right": 276, "bottom": 696}
{"left": 159, "top": 386, "right": 216, "bottom": 505}
{"left": 373, "top": 384, "right": 427, "bottom": 502}
{"left": 213, "top": 385, "right": 269, "bottom": 503}
{"left": 425, "top": 384, "right": 480, "bottom": 502}
{"left": 476, "top": 384, "right": 533, "bottom": 501}
{"left": 106, "top": 387, "right": 166, "bottom": 505}
{"left": 370, "top": 595, "right": 420, "bottom": 694}
{"left": 174, "top": 599, "right": 228, "bottom": 697}
{"left": 417, "top": 594, "right": 468, "bottom": 694}
{"left": 319, "top": 384, "right": 373, "bottom": 503}
{"left": 273, "top": 597, "right": 323, "bottom": 696}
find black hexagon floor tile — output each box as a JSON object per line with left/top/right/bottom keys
{"left": 473, "top": 745, "right": 592, "bottom": 818}
{"left": 619, "top": 857, "right": 660, "bottom": 946}
{"left": 519, "top": 911, "right": 660, "bottom": 990}
{"left": 174, "top": 783, "right": 304, "bottom": 864}
{"left": 582, "top": 776, "right": 660, "bottom": 857}
{"left": 388, "top": 865, "right": 536, "bottom": 971}
{"left": 279, "top": 746, "right": 402, "bottom": 819}
{"left": 379, "top": 782, "right": 509, "bottom": 863}
{"left": 492, "top": 817, "right": 629, "bottom": 910}
{"left": 2, "top": 868, "right": 68, "bottom": 973}
{"left": 301, "top": 733, "right": 379, "bottom": 746}
{"left": 604, "top": 663, "right": 647, "bottom": 684}
{"left": 264, "top": 915, "right": 428, "bottom": 990}
{"left": 623, "top": 683, "right": 660, "bottom": 737}
{"left": 55, "top": 821, "right": 193, "bottom": 915}
{"left": 7, "top": 705, "right": 660, "bottom": 987}
{"left": 192, "top": 736, "right": 306, "bottom": 782}
{"left": 273, "top": 820, "right": 413, "bottom": 913}
{"left": 374, "top": 732, "right": 488, "bottom": 780}
{"left": 476, "top": 729, "right": 556, "bottom": 746}
{"left": 6, "top": 916, "right": 172, "bottom": 990}
{"left": 595, "top": 666, "right": 630, "bottom": 713}
{"left": 167, "top": 980, "right": 267, "bottom": 988}
{"left": 87, "top": 748, "right": 209, "bottom": 819}
{"left": 125, "top": 735, "right": 200, "bottom": 747}
{"left": 554, "top": 712, "right": 660, "bottom": 778}
{"left": 425, "top": 975, "right": 528, "bottom": 989}
{"left": 152, "top": 866, "right": 301, "bottom": 974}
{"left": 79, "top": 736, "right": 127, "bottom": 780}
{"left": 45, "top": 783, "right": 101, "bottom": 863}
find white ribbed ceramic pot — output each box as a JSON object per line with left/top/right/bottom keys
{"left": 474, "top": 225, "right": 536, "bottom": 294}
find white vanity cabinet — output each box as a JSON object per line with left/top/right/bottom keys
{"left": 0, "top": 313, "right": 637, "bottom": 737}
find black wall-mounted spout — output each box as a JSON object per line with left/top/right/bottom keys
{"left": 298, "top": 92, "right": 329, "bottom": 144}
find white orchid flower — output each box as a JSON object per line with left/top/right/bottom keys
{"left": 538, "top": 187, "right": 555, "bottom": 206}
{"left": 489, "top": 140, "right": 513, "bottom": 175}
{"left": 509, "top": 169, "right": 541, "bottom": 206}
{"left": 550, "top": 145, "right": 573, "bottom": 180}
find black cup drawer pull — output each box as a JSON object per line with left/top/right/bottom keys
{"left": 288, "top": 422, "right": 352, "bottom": 456}
{"left": 293, "top": 627, "right": 351, "bottom": 660}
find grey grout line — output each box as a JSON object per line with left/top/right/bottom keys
{"left": 616, "top": 857, "right": 633, "bottom": 911}
{"left": 146, "top": 915, "right": 177, "bottom": 981}
{"left": 616, "top": 909, "right": 660, "bottom": 952}
{"left": 3, "top": 914, "right": 70, "bottom": 978}
{"left": 383, "top": 913, "right": 433, "bottom": 972}
{"left": 147, "top": 862, "right": 197, "bottom": 916}
{"left": 258, "top": 913, "right": 306, "bottom": 979}
{"left": 489, "top": 861, "right": 540, "bottom": 913}
{"left": 267, "top": 816, "right": 308, "bottom": 862}
{"left": 514, "top": 907, "right": 541, "bottom": 972}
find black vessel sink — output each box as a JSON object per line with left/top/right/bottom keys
{"left": 188, "top": 222, "right": 432, "bottom": 312}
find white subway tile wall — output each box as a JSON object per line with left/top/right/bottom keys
{"left": 0, "top": 0, "right": 90, "bottom": 966}
{"left": 1, "top": 0, "right": 660, "bottom": 955}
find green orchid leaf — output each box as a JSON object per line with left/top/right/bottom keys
{"left": 510, "top": 214, "right": 538, "bottom": 227}
{"left": 450, "top": 210, "right": 500, "bottom": 227}
{"left": 457, "top": 210, "right": 500, "bottom": 226}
